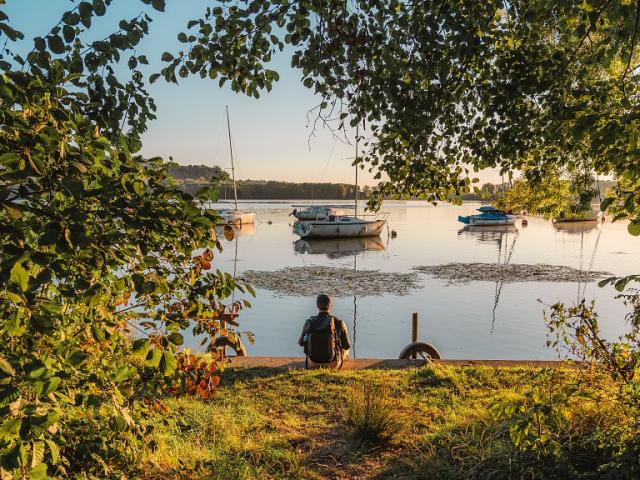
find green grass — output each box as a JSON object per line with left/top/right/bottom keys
{"left": 141, "top": 365, "right": 630, "bottom": 479}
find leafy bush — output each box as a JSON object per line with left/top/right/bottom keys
{"left": 0, "top": 2, "right": 252, "bottom": 478}
{"left": 489, "top": 299, "right": 640, "bottom": 477}
{"left": 341, "top": 381, "right": 402, "bottom": 446}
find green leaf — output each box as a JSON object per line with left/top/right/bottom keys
{"left": 600, "top": 196, "right": 614, "bottom": 212}
{"left": 62, "top": 11, "right": 80, "bottom": 25}
{"left": 0, "top": 418, "right": 21, "bottom": 441}
{"left": 30, "top": 462, "right": 47, "bottom": 480}
{"left": 37, "top": 377, "right": 61, "bottom": 397}
{"left": 0, "top": 152, "right": 17, "bottom": 164}
{"left": 133, "top": 180, "right": 146, "bottom": 196}
{"left": 79, "top": 2, "right": 93, "bottom": 20}
{"left": 92, "top": 0, "right": 106, "bottom": 16}
{"left": 47, "top": 35, "right": 65, "bottom": 54}
{"left": 66, "top": 349, "right": 88, "bottom": 368}
{"left": 168, "top": 332, "right": 183, "bottom": 345}
{"left": 144, "top": 348, "right": 162, "bottom": 368}
{"left": 31, "top": 441, "right": 45, "bottom": 468}
{"left": 0, "top": 357, "right": 15, "bottom": 376}
{"left": 161, "top": 52, "right": 174, "bottom": 62}
{"left": 114, "top": 366, "right": 137, "bottom": 382}
{"left": 159, "top": 351, "right": 177, "bottom": 376}
{"left": 0, "top": 22, "right": 24, "bottom": 41}
{"left": 63, "top": 24, "right": 75, "bottom": 43}
{"left": 614, "top": 278, "right": 628, "bottom": 292}
{"left": 149, "top": 73, "right": 161, "bottom": 83}
{"left": 9, "top": 262, "right": 29, "bottom": 292}
{"left": 41, "top": 301, "right": 63, "bottom": 314}
{"left": 132, "top": 338, "right": 149, "bottom": 355}
{"left": 151, "top": 0, "right": 166, "bottom": 12}
{"left": 628, "top": 221, "right": 640, "bottom": 236}
{"left": 45, "top": 439, "right": 60, "bottom": 464}
{"left": 0, "top": 386, "right": 20, "bottom": 406}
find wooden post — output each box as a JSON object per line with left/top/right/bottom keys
{"left": 412, "top": 312, "right": 418, "bottom": 343}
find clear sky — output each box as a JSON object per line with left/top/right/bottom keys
{"left": 4, "top": 1, "right": 501, "bottom": 186}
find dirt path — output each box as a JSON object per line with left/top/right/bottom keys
{"left": 228, "top": 356, "right": 567, "bottom": 370}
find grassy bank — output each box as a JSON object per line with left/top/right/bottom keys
{"left": 142, "top": 365, "right": 632, "bottom": 479}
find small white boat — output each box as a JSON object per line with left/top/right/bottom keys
{"left": 216, "top": 106, "right": 255, "bottom": 225}
{"left": 294, "top": 214, "right": 387, "bottom": 238}
{"left": 218, "top": 210, "right": 256, "bottom": 227}
{"left": 552, "top": 210, "right": 602, "bottom": 223}
{"left": 290, "top": 205, "right": 348, "bottom": 220}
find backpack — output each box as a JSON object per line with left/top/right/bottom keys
{"left": 303, "top": 316, "right": 341, "bottom": 367}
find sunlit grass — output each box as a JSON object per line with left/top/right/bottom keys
{"left": 142, "top": 365, "right": 630, "bottom": 479}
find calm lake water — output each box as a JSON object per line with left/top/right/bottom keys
{"left": 195, "top": 201, "right": 640, "bottom": 360}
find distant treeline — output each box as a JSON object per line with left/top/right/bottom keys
{"left": 169, "top": 164, "right": 371, "bottom": 200}
{"left": 459, "top": 179, "right": 616, "bottom": 202}
{"left": 218, "top": 180, "right": 371, "bottom": 200}
{"left": 168, "top": 164, "right": 617, "bottom": 201}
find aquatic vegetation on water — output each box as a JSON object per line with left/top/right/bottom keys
{"left": 414, "top": 263, "right": 610, "bottom": 283}
{"left": 241, "top": 266, "right": 421, "bottom": 297}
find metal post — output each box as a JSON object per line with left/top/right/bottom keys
{"left": 412, "top": 312, "right": 418, "bottom": 343}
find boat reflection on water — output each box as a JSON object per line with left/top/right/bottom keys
{"left": 215, "top": 222, "right": 256, "bottom": 237}
{"left": 458, "top": 224, "right": 519, "bottom": 332}
{"left": 293, "top": 236, "right": 385, "bottom": 259}
{"left": 552, "top": 220, "right": 601, "bottom": 235}
{"left": 457, "top": 224, "right": 518, "bottom": 246}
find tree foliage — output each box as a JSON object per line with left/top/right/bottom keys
{"left": 496, "top": 166, "right": 598, "bottom": 219}
{"left": 163, "top": 0, "right": 640, "bottom": 233}
{"left": 0, "top": 1, "right": 250, "bottom": 477}
{"left": 2, "top": 0, "right": 640, "bottom": 476}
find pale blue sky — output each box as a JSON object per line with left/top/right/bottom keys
{"left": 4, "top": 1, "right": 500, "bottom": 186}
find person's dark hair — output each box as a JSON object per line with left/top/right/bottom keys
{"left": 316, "top": 294, "right": 332, "bottom": 311}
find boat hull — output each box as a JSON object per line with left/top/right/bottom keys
{"left": 553, "top": 211, "right": 601, "bottom": 223}
{"left": 294, "top": 219, "right": 386, "bottom": 238}
{"left": 458, "top": 214, "right": 516, "bottom": 226}
{"left": 218, "top": 210, "right": 256, "bottom": 225}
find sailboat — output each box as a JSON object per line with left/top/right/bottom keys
{"left": 218, "top": 106, "right": 256, "bottom": 226}
{"left": 293, "top": 127, "right": 388, "bottom": 238}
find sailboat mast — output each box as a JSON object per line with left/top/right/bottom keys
{"left": 225, "top": 105, "right": 238, "bottom": 210}
{"left": 355, "top": 124, "right": 359, "bottom": 218}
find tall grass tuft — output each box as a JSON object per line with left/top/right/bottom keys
{"left": 342, "top": 380, "right": 402, "bottom": 446}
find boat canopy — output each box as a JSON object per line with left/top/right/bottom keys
{"left": 291, "top": 204, "right": 355, "bottom": 208}
{"left": 476, "top": 205, "right": 505, "bottom": 213}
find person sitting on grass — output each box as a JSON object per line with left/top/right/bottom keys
{"left": 298, "top": 293, "right": 350, "bottom": 369}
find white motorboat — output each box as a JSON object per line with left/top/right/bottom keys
{"left": 217, "top": 106, "right": 255, "bottom": 226}
{"left": 458, "top": 206, "right": 517, "bottom": 226}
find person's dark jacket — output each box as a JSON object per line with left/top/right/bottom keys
{"left": 298, "top": 312, "right": 350, "bottom": 350}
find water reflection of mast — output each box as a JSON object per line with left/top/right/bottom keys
{"left": 576, "top": 224, "right": 603, "bottom": 302}
{"left": 352, "top": 253, "right": 357, "bottom": 358}
{"left": 232, "top": 232, "right": 238, "bottom": 302}
{"left": 491, "top": 228, "right": 518, "bottom": 333}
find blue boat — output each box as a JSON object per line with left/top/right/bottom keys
{"left": 458, "top": 206, "right": 516, "bottom": 226}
